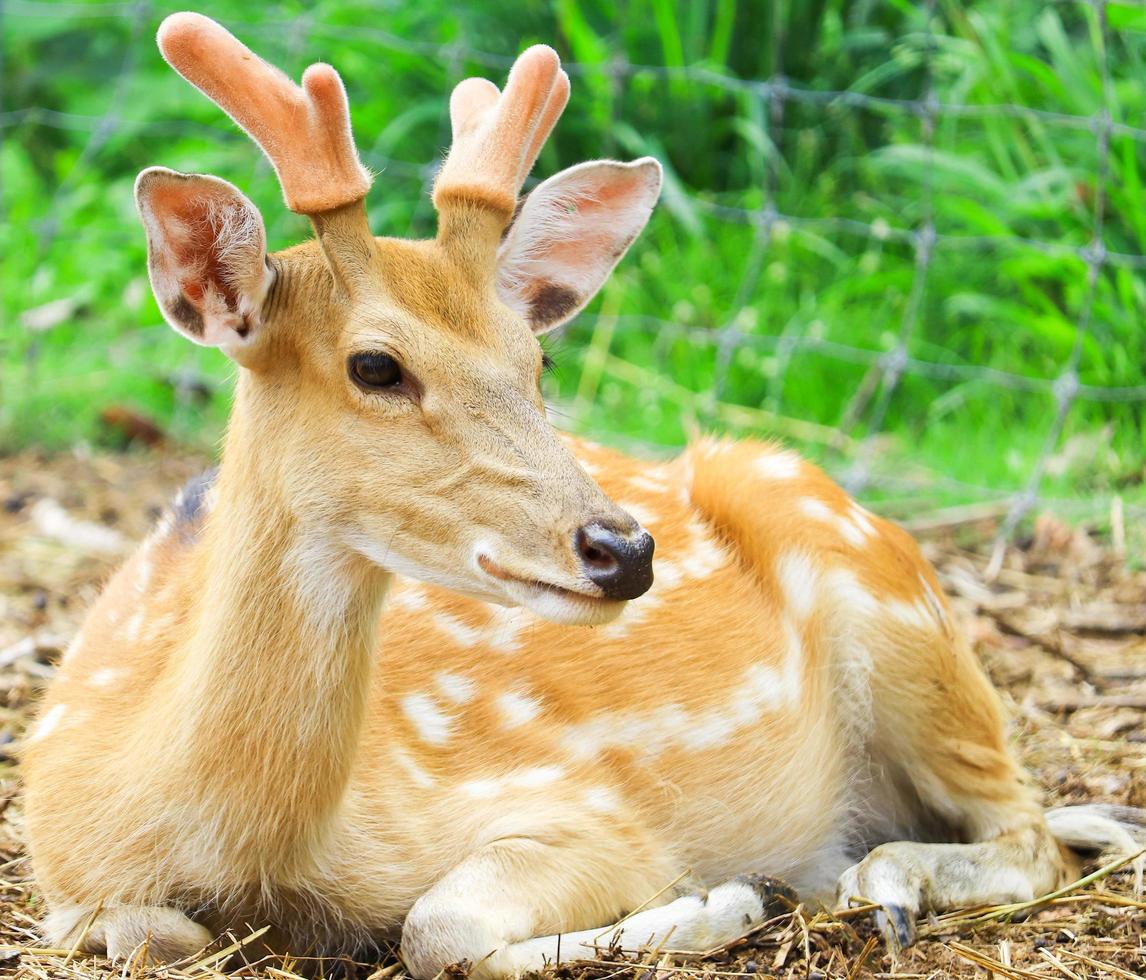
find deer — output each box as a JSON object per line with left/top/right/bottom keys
{"left": 20, "top": 12, "right": 1144, "bottom": 976}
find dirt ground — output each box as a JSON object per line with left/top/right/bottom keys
{"left": 0, "top": 450, "right": 1143, "bottom": 980}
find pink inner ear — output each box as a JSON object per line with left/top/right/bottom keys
{"left": 149, "top": 187, "right": 248, "bottom": 312}
{"left": 495, "top": 159, "right": 660, "bottom": 332}
{"left": 521, "top": 173, "right": 649, "bottom": 271}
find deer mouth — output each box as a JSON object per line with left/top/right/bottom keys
{"left": 476, "top": 553, "right": 626, "bottom": 625}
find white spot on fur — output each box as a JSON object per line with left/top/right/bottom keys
{"left": 393, "top": 748, "right": 436, "bottom": 788}
{"left": 850, "top": 503, "right": 877, "bottom": 538}
{"left": 628, "top": 475, "right": 669, "bottom": 495}
{"left": 755, "top": 450, "right": 801, "bottom": 480}
{"left": 124, "top": 610, "right": 146, "bottom": 642}
{"left": 822, "top": 567, "right": 880, "bottom": 617}
{"left": 435, "top": 672, "right": 477, "bottom": 704}
{"left": 431, "top": 612, "right": 483, "bottom": 648}
{"left": 514, "top": 765, "right": 564, "bottom": 787}
{"left": 60, "top": 628, "right": 85, "bottom": 664}
{"left": 562, "top": 630, "right": 802, "bottom": 762}
{"left": 401, "top": 694, "right": 453, "bottom": 746}
{"left": 485, "top": 607, "right": 527, "bottom": 654}
{"left": 462, "top": 765, "right": 566, "bottom": 798}
{"left": 798, "top": 497, "right": 871, "bottom": 547}
{"left": 583, "top": 786, "right": 621, "bottom": 812}
{"left": 391, "top": 584, "right": 430, "bottom": 612}
{"left": 28, "top": 704, "right": 66, "bottom": 742}
{"left": 462, "top": 778, "right": 502, "bottom": 799}
{"left": 798, "top": 498, "right": 834, "bottom": 523}
{"left": 679, "top": 711, "right": 736, "bottom": 751}
{"left": 886, "top": 597, "right": 935, "bottom": 631}
{"left": 133, "top": 547, "right": 154, "bottom": 596}
{"left": 776, "top": 551, "right": 819, "bottom": 622}
{"left": 681, "top": 520, "right": 728, "bottom": 578}
{"left": 655, "top": 559, "right": 684, "bottom": 590}
{"left": 88, "top": 667, "right": 123, "bottom": 688}
{"left": 497, "top": 690, "right": 543, "bottom": 728}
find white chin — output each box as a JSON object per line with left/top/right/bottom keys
{"left": 500, "top": 579, "right": 627, "bottom": 626}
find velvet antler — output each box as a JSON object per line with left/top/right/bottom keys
{"left": 157, "top": 12, "right": 371, "bottom": 215}
{"left": 433, "top": 47, "right": 570, "bottom": 232}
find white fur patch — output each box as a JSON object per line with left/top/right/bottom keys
{"left": 392, "top": 584, "right": 430, "bottom": 612}
{"left": 431, "top": 612, "right": 484, "bottom": 648}
{"left": 134, "top": 554, "right": 154, "bottom": 596}
{"left": 393, "top": 748, "right": 436, "bottom": 788}
{"left": 484, "top": 607, "right": 527, "bottom": 654}
{"left": 401, "top": 694, "right": 454, "bottom": 746}
{"left": 124, "top": 609, "right": 146, "bottom": 642}
{"left": 583, "top": 786, "right": 622, "bottom": 812}
{"left": 435, "top": 672, "right": 477, "bottom": 704}
{"left": 461, "top": 765, "right": 566, "bottom": 799}
{"left": 283, "top": 533, "right": 356, "bottom": 635}
{"left": 850, "top": 503, "right": 877, "bottom": 538}
{"left": 755, "top": 450, "right": 801, "bottom": 480}
{"left": 822, "top": 567, "right": 881, "bottom": 617}
{"left": 798, "top": 497, "right": 872, "bottom": 547}
{"left": 628, "top": 474, "right": 669, "bottom": 495}
{"left": 776, "top": 551, "right": 819, "bottom": 622}
{"left": 561, "top": 632, "right": 802, "bottom": 761}
{"left": 28, "top": 703, "right": 66, "bottom": 742}
{"left": 885, "top": 597, "right": 935, "bottom": 631}
{"left": 681, "top": 520, "right": 729, "bottom": 578}
{"left": 88, "top": 667, "right": 124, "bottom": 688}
{"left": 60, "top": 628, "right": 85, "bottom": 664}
{"left": 496, "top": 690, "right": 543, "bottom": 728}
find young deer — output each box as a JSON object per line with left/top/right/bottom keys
{"left": 22, "top": 13, "right": 1143, "bottom": 975}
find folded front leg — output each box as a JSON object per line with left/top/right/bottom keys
{"left": 400, "top": 835, "right": 793, "bottom": 979}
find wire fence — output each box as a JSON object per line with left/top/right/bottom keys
{"left": 4, "top": 0, "right": 1146, "bottom": 567}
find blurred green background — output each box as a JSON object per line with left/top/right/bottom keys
{"left": 4, "top": 0, "right": 1146, "bottom": 528}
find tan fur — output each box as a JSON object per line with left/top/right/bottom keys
{"left": 21, "top": 16, "right": 1123, "bottom": 975}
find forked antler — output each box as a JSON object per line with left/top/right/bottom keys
{"left": 433, "top": 47, "right": 571, "bottom": 227}
{"left": 157, "top": 12, "right": 371, "bottom": 215}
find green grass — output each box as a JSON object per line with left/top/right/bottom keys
{"left": 3, "top": 0, "right": 1146, "bottom": 522}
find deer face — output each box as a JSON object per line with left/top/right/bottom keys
{"left": 136, "top": 156, "right": 660, "bottom": 624}
{"left": 136, "top": 16, "right": 663, "bottom": 624}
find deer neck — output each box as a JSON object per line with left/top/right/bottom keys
{"left": 152, "top": 407, "right": 391, "bottom": 875}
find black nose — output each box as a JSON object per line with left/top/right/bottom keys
{"left": 575, "top": 523, "right": 655, "bottom": 600}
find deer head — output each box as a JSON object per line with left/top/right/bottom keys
{"left": 135, "top": 13, "right": 661, "bottom": 625}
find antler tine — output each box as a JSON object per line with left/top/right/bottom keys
{"left": 433, "top": 46, "right": 571, "bottom": 228}
{"left": 157, "top": 12, "right": 371, "bottom": 215}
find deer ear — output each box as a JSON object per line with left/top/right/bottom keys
{"left": 135, "top": 167, "right": 274, "bottom": 354}
{"left": 496, "top": 157, "right": 661, "bottom": 334}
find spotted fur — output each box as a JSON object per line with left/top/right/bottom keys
{"left": 21, "top": 14, "right": 1143, "bottom": 976}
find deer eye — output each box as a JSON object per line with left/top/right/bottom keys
{"left": 349, "top": 352, "right": 402, "bottom": 390}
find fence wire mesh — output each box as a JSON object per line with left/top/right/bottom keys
{"left": 4, "top": 0, "right": 1146, "bottom": 565}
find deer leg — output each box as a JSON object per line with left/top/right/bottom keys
{"left": 43, "top": 904, "right": 213, "bottom": 964}
{"left": 835, "top": 822, "right": 1071, "bottom": 947}
{"left": 400, "top": 836, "right": 794, "bottom": 980}
{"left": 835, "top": 622, "right": 1075, "bottom": 946}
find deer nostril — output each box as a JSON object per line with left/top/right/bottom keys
{"left": 580, "top": 541, "right": 617, "bottom": 571}
{"left": 574, "top": 523, "right": 654, "bottom": 600}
